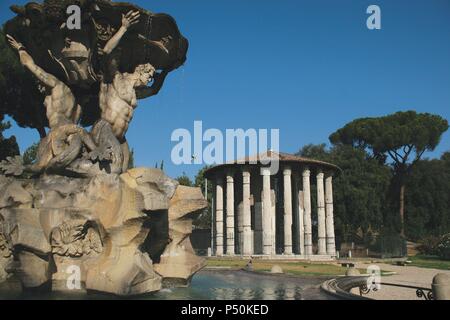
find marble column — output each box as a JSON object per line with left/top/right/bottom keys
{"left": 317, "top": 171, "right": 327, "bottom": 255}
{"left": 325, "top": 175, "right": 336, "bottom": 256}
{"left": 292, "top": 174, "right": 300, "bottom": 254}
{"left": 283, "top": 167, "right": 293, "bottom": 255}
{"left": 298, "top": 189, "right": 305, "bottom": 255}
{"left": 215, "top": 178, "right": 224, "bottom": 256}
{"left": 242, "top": 169, "right": 252, "bottom": 255}
{"left": 270, "top": 190, "right": 276, "bottom": 254}
{"left": 226, "top": 173, "right": 235, "bottom": 255}
{"left": 303, "top": 168, "right": 312, "bottom": 256}
{"left": 261, "top": 167, "right": 272, "bottom": 255}
{"left": 211, "top": 192, "right": 215, "bottom": 255}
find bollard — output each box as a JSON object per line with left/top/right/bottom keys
{"left": 346, "top": 268, "right": 360, "bottom": 277}
{"left": 270, "top": 265, "right": 283, "bottom": 274}
{"left": 432, "top": 273, "right": 450, "bottom": 300}
{"left": 346, "top": 268, "right": 361, "bottom": 295}
{"left": 244, "top": 259, "right": 253, "bottom": 272}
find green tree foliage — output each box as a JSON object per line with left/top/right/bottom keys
{"left": 297, "top": 144, "right": 391, "bottom": 244}
{"left": 176, "top": 173, "right": 194, "bottom": 187}
{"left": 329, "top": 111, "right": 449, "bottom": 236}
{"left": 193, "top": 165, "right": 214, "bottom": 229}
{"left": 194, "top": 165, "right": 213, "bottom": 197}
{"left": 128, "top": 148, "right": 135, "bottom": 169}
{"left": 22, "top": 142, "right": 39, "bottom": 165}
{"left": 442, "top": 151, "right": 450, "bottom": 163}
{"left": 296, "top": 143, "right": 329, "bottom": 160}
{"left": 154, "top": 161, "right": 164, "bottom": 171}
{"left": 0, "top": 29, "right": 47, "bottom": 138}
{"left": 405, "top": 157, "right": 450, "bottom": 241}
{"left": 0, "top": 120, "right": 19, "bottom": 161}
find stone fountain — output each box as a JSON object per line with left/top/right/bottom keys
{"left": 0, "top": 0, "right": 206, "bottom": 297}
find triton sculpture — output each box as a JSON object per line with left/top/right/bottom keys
{"left": 0, "top": 0, "right": 206, "bottom": 297}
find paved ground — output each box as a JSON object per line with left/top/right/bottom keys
{"left": 353, "top": 262, "right": 450, "bottom": 300}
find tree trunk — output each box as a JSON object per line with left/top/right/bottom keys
{"left": 399, "top": 184, "right": 405, "bottom": 237}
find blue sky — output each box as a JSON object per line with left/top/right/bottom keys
{"left": 1, "top": 0, "right": 450, "bottom": 179}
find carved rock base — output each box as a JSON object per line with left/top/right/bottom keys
{"left": 154, "top": 186, "right": 207, "bottom": 287}
{"left": 0, "top": 168, "right": 207, "bottom": 297}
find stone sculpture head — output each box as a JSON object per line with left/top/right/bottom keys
{"left": 134, "top": 63, "right": 156, "bottom": 87}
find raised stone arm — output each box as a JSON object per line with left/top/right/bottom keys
{"left": 136, "top": 69, "right": 169, "bottom": 99}
{"left": 101, "top": 11, "right": 140, "bottom": 55}
{"left": 7, "top": 34, "right": 58, "bottom": 88}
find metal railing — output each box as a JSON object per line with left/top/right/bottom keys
{"left": 321, "top": 276, "right": 434, "bottom": 300}
{"left": 359, "top": 281, "right": 434, "bottom": 300}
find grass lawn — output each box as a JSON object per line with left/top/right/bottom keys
{"left": 206, "top": 258, "right": 364, "bottom": 277}
{"left": 408, "top": 255, "right": 450, "bottom": 270}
